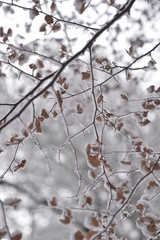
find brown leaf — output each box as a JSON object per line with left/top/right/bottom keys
{"left": 39, "top": 23, "right": 47, "bottom": 32}
{"left": 50, "top": 197, "right": 57, "bottom": 206}
{"left": 50, "top": 1, "right": 56, "bottom": 11}
{"left": 97, "top": 95, "right": 103, "bottom": 104}
{"left": 147, "top": 85, "right": 155, "bottom": 93}
{"left": 18, "top": 53, "right": 25, "bottom": 63}
{"left": 0, "top": 231, "right": 7, "bottom": 238}
{"left": 56, "top": 90, "right": 63, "bottom": 108}
{"left": 139, "top": 119, "right": 150, "bottom": 126}
{"left": 5, "top": 198, "right": 21, "bottom": 209}
{"left": 14, "top": 159, "right": 27, "bottom": 172}
{"left": 52, "top": 23, "right": 61, "bottom": 31}
{"left": 86, "top": 196, "right": 92, "bottom": 206}
{"left": 37, "top": 59, "right": 44, "bottom": 68}
{"left": 76, "top": 104, "right": 83, "bottom": 114}
{"left": 45, "top": 15, "right": 53, "bottom": 25}
{"left": 117, "top": 122, "right": 123, "bottom": 131}
{"left": 0, "top": 27, "right": 3, "bottom": 37}
{"left": 147, "top": 181, "right": 158, "bottom": 190}
{"left": 82, "top": 72, "right": 90, "bottom": 80}
{"left": 121, "top": 94, "right": 128, "bottom": 101}
{"left": 60, "top": 208, "right": 71, "bottom": 224}
{"left": 11, "top": 232, "right": 22, "bottom": 240}
{"left": 7, "top": 28, "right": 12, "bottom": 37}
{"left": 80, "top": 2, "right": 85, "bottom": 14}
{"left": 56, "top": 77, "right": 66, "bottom": 85}
{"left": 74, "top": 230, "right": 84, "bottom": 240}
{"left": 53, "top": 110, "right": 58, "bottom": 117}
{"left": 61, "top": 44, "right": 67, "bottom": 52}
{"left": 35, "top": 118, "right": 42, "bottom": 133}
{"left": 28, "top": 122, "right": 33, "bottom": 130}
{"left": 43, "top": 90, "right": 50, "bottom": 98}
{"left": 63, "top": 82, "right": 69, "bottom": 90}
{"left": 86, "top": 231, "right": 97, "bottom": 240}
{"left": 121, "top": 160, "right": 131, "bottom": 165}
{"left": 29, "top": 63, "right": 37, "bottom": 70}
{"left": 91, "top": 217, "right": 99, "bottom": 227}
{"left": 41, "top": 108, "right": 49, "bottom": 119}
{"left": 110, "top": 0, "right": 115, "bottom": 4}
{"left": 96, "top": 115, "right": 102, "bottom": 122}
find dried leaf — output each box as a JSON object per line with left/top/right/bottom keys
{"left": 29, "top": 63, "right": 37, "bottom": 70}
{"left": 60, "top": 208, "right": 71, "bottom": 224}
{"left": 147, "top": 85, "right": 155, "bottom": 93}
{"left": 76, "top": 104, "right": 83, "bottom": 114}
{"left": 52, "top": 22, "right": 61, "bottom": 31}
{"left": 11, "top": 232, "right": 22, "bottom": 240}
{"left": 63, "top": 82, "right": 69, "bottom": 90}
{"left": 0, "top": 27, "right": 3, "bottom": 37}
{"left": 45, "top": 15, "right": 53, "bottom": 25}
{"left": 82, "top": 72, "right": 90, "bottom": 80}
{"left": 56, "top": 90, "right": 63, "bottom": 108}
{"left": 121, "top": 94, "right": 128, "bottom": 101}
{"left": 4, "top": 198, "right": 21, "bottom": 209}
{"left": 91, "top": 217, "right": 99, "bottom": 227}
{"left": 61, "top": 44, "right": 67, "bottom": 52}
{"left": 50, "top": 197, "right": 57, "bottom": 206}
{"left": 50, "top": 1, "right": 56, "bottom": 11}
{"left": 7, "top": 28, "right": 12, "bottom": 37}
{"left": 57, "top": 77, "right": 66, "bottom": 85}
{"left": 0, "top": 230, "right": 7, "bottom": 238}
{"left": 110, "top": 0, "right": 115, "bottom": 4}
{"left": 43, "top": 90, "right": 50, "bottom": 98}
{"left": 121, "top": 160, "right": 131, "bottom": 165}
{"left": 96, "top": 115, "right": 102, "bottom": 122}
{"left": 14, "top": 160, "right": 27, "bottom": 172}
{"left": 37, "top": 59, "right": 44, "bottom": 68}
{"left": 41, "top": 108, "right": 49, "bottom": 119}
{"left": 35, "top": 118, "right": 42, "bottom": 133}
{"left": 53, "top": 110, "right": 58, "bottom": 117}
{"left": 117, "top": 121, "right": 123, "bottom": 131}
{"left": 86, "top": 196, "right": 92, "bottom": 206}
{"left": 86, "top": 231, "right": 97, "bottom": 240}
{"left": 39, "top": 23, "right": 47, "bottom": 32}
{"left": 97, "top": 95, "right": 103, "bottom": 104}
{"left": 74, "top": 230, "right": 84, "bottom": 240}
{"left": 139, "top": 119, "right": 150, "bottom": 126}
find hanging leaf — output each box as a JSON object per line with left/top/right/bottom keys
{"left": 82, "top": 72, "right": 90, "bottom": 80}
{"left": 39, "top": 23, "right": 47, "bottom": 32}
{"left": 50, "top": 197, "right": 57, "bottom": 206}
{"left": 4, "top": 198, "right": 21, "bottom": 209}
{"left": 35, "top": 118, "right": 42, "bottom": 133}
{"left": 37, "top": 59, "right": 44, "bottom": 68}
{"left": 14, "top": 160, "right": 27, "bottom": 171}
{"left": 52, "top": 22, "right": 61, "bottom": 31}
{"left": 61, "top": 44, "right": 67, "bottom": 52}
{"left": 45, "top": 15, "right": 53, "bottom": 25}
{"left": 50, "top": 1, "right": 56, "bottom": 12}
{"left": 43, "top": 90, "right": 50, "bottom": 98}
{"left": 139, "top": 119, "right": 150, "bottom": 126}
{"left": 53, "top": 110, "right": 58, "bottom": 117}
{"left": 76, "top": 104, "right": 83, "bottom": 114}
{"left": 29, "top": 63, "right": 37, "bottom": 70}
{"left": 86, "top": 231, "right": 97, "bottom": 240}
{"left": 11, "top": 231, "right": 22, "bottom": 240}
{"left": 74, "top": 230, "right": 84, "bottom": 240}
{"left": 56, "top": 90, "right": 63, "bottom": 108}
{"left": 121, "top": 94, "right": 128, "bottom": 101}
{"left": 97, "top": 95, "right": 103, "bottom": 104}
{"left": 41, "top": 108, "right": 49, "bottom": 119}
